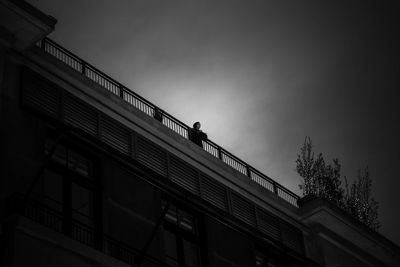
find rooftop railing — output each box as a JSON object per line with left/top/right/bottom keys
{"left": 36, "top": 38, "right": 300, "bottom": 207}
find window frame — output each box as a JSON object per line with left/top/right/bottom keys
{"left": 161, "top": 198, "right": 207, "bottom": 267}
{"left": 41, "top": 131, "right": 103, "bottom": 249}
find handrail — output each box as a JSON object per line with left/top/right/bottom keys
{"left": 37, "top": 38, "right": 300, "bottom": 207}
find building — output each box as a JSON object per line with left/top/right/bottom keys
{"left": 1, "top": 0, "right": 399, "bottom": 266}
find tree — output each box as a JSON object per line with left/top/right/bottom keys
{"left": 296, "top": 137, "right": 344, "bottom": 207}
{"left": 295, "top": 137, "right": 379, "bottom": 230}
{"left": 344, "top": 167, "right": 380, "bottom": 231}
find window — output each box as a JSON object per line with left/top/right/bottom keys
{"left": 71, "top": 183, "right": 93, "bottom": 226}
{"left": 45, "top": 140, "right": 92, "bottom": 179}
{"left": 37, "top": 136, "right": 101, "bottom": 247}
{"left": 162, "top": 201, "right": 203, "bottom": 267}
{"left": 42, "top": 168, "right": 63, "bottom": 213}
{"left": 255, "top": 249, "right": 286, "bottom": 267}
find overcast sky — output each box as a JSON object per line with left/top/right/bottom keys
{"left": 27, "top": 0, "right": 400, "bottom": 246}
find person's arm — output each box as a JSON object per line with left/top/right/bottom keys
{"left": 188, "top": 128, "right": 193, "bottom": 141}
{"left": 201, "top": 131, "right": 208, "bottom": 140}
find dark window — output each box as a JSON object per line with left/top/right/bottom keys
{"left": 71, "top": 183, "right": 93, "bottom": 226}
{"left": 35, "top": 137, "right": 101, "bottom": 248}
{"left": 164, "top": 229, "right": 178, "bottom": 266}
{"left": 255, "top": 246, "right": 309, "bottom": 267}
{"left": 255, "top": 250, "right": 286, "bottom": 267}
{"left": 43, "top": 138, "right": 95, "bottom": 224}
{"left": 45, "top": 140, "right": 92, "bottom": 179}
{"left": 162, "top": 201, "right": 203, "bottom": 267}
{"left": 42, "top": 169, "right": 63, "bottom": 212}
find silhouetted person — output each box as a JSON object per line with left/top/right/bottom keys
{"left": 153, "top": 107, "right": 163, "bottom": 122}
{"left": 189, "top": 121, "right": 207, "bottom": 148}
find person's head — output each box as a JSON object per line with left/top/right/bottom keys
{"left": 193, "top": 121, "right": 201, "bottom": 130}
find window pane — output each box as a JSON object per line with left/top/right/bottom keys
{"left": 255, "top": 254, "right": 265, "bottom": 267}
{"left": 45, "top": 139, "right": 92, "bottom": 178}
{"left": 164, "top": 203, "right": 178, "bottom": 225}
{"left": 71, "top": 183, "right": 93, "bottom": 226}
{"left": 46, "top": 140, "right": 67, "bottom": 166}
{"left": 68, "top": 150, "right": 91, "bottom": 178}
{"left": 178, "top": 209, "right": 196, "bottom": 233}
{"left": 43, "top": 169, "right": 63, "bottom": 213}
{"left": 267, "top": 258, "right": 281, "bottom": 267}
{"left": 183, "top": 240, "right": 200, "bottom": 267}
{"left": 32, "top": 169, "right": 63, "bottom": 232}
{"left": 163, "top": 229, "right": 178, "bottom": 267}
{"left": 255, "top": 251, "right": 283, "bottom": 267}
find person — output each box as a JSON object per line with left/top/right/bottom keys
{"left": 188, "top": 122, "right": 207, "bottom": 148}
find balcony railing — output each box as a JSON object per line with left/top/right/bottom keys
{"left": 6, "top": 193, "right": 172, "bottom": 267}
{"left": 36, "top": 38, "right": 299, "bottom": 207}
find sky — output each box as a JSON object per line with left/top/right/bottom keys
{"left": 26, "top": 0, "right": 400, "bottom": 246}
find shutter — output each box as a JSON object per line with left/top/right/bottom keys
{"left": 169, "top": 156, "right": 199, "bottom": 195}
{"left": 256, "top": 208, "right": 281, "bottom": 241}
{"left": 231, "top": 192, "right": 256, "bottom": 227}
{"left": 100, "top": 115, "right": 131, "bottom": 155}
{"left": 136, "top": 136, "right": 167, "bottom": 176}
{"left": 63, "top": 93, "right": 98, "bottom": 136}
{"left": 200, "top": 175, "right": 229, "bottom": 212}
{"left": 21, "top": 69, "right": 59, "bottom": 118}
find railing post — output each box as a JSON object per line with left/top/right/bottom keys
{"left": 296, "top": 196, "right": 302, "bottom": 207}
{"left": 217, "top": 147, "right": 223, "bottom": 160}
{"left": 81, "top": 61, "right": 86, "bottom": 75}
{"left": 119, "top": 84, "right": 124, "bottom": 99}
{"left": 246, "top": 165, "right": 251, "bottom": 178}
{"left": 40, "top": 38, "right": 46, "bottom": 50}
{"left": 273, "top": 182, "right": 278, "bottom": 195}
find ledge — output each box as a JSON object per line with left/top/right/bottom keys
{"left": 0, "top": 0, "right": 56, "bottom": 50}
{"left": 298, "top": 196, "right": 400, "bottom": 266}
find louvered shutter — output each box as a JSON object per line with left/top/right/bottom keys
{"left": 169, "top": 156, "right": 200, "bottom": 195}
{"left": 136, "top": 136, "right": 167, "bottom": 176}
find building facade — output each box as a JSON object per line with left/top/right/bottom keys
{"left": 1, "top": 1, "right": 399, "bottom": 266}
